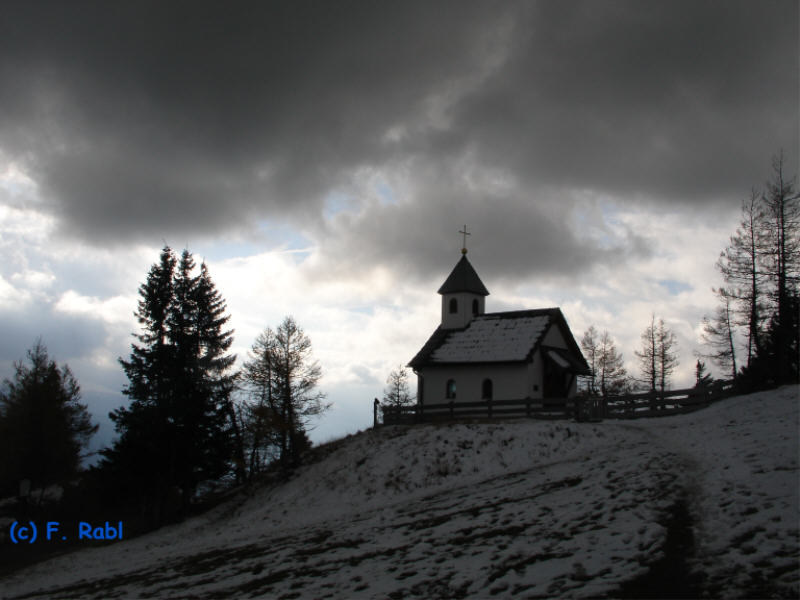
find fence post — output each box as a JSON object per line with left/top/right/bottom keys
{"left": 449, "top": 400, "right": 454, "bottom": 418}
{"left": 373, "top": 398, "right": 379, "bottom": 428}
{"left": 488, "top": 398, "right": 493, "bottom": 419}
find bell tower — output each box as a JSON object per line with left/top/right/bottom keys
{"left": 438, "top": 226, "right": 489, "bottom": 329}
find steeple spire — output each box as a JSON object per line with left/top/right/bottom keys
{"left": 437, "top": 254, "right": 489, "bottom": 296}
{"left": 437, "top": 250, "right": 488, "bottom": 329}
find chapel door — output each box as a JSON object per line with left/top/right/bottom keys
{"left": 543, "top": 357, "right": 569, "bottom": 398}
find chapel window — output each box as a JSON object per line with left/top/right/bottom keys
{"left": 449, "top": 298, "right": 458, "bottom": 314}
{"left": 482, "top": 378, "right": 493, "bottom": 400}
{"left": 446, "top": 379, "right": 456, "bottom": 399}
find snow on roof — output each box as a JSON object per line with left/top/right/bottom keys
{"left": 429, "top": 314, "right": 550, "bottom": 362}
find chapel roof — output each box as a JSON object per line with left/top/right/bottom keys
{"left": 408, "top": 308, "right": 589, "bottom": 372}
{"left": 437, "top": 255, "right": 490, "bottom": 296}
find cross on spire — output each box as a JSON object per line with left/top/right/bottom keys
{"left": 459, "top": 225, "right": 471, "bottom": 254}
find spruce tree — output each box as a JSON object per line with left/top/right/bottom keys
{"left": 745, "top": 290, "right": 800, "bottom": 386}
{"left": 106, "top": 246, "right": 177, "bottom": 517}
{"left": 168, "top": 252, "right": 237, "bottom": 497}
{"left": 104, "top": 246, "right": 236, "bottom": 519}
{"left": 0, "top": 341, "right": 97, "bottom": 496}
{"left": 194, "top": 261, "right": 242, "bottom": 483}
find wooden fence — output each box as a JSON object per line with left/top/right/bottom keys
{"left": 376, "top": 380, "right": 736, "bottom": 426}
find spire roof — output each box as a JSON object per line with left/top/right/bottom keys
{"left": 437, "top": 255, "right": 489, "bottom": 296}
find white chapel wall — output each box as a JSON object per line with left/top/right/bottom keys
{"left": 526, "top": 352, "right": 544, "bottom": 399}
{"left": 419, "top": 363, "right": 528, "bottom": 404}
{"left": 440, "top": 292, "right": 485, "bottom": 329}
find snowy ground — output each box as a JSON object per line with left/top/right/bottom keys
{"left": 2, "top": 386, "right": 798, "bottom": 599}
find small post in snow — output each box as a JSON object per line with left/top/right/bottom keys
{"left": 373, "top": 398, "right": 380, "bottom": 428}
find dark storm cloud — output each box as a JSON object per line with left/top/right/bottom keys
{"left": 453, "top": 1, "right": 799, "bottom": 199}
{"left": 0, "top": 0, "right": 796, "bottom": 265}
{"left": 0, "top": 0, "right": 500, "bottom": 241}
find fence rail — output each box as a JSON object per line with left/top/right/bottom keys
{"left": 376, "top": 380, "right": 736, "bottom": 426}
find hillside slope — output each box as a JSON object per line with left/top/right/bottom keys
{"left": 3, "top": 386, "right": 798, "bottom": 599}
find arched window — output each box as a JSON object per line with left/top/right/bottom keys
{"left": 446, "top": 379, "right": 456, "bottom": 399}
{"left": 449, "top": 298, "right": 458, "bottom": 314}
{"left": 472, "top": 298, "right": 479, "bottom": 316}
{"left": 482, "top": 378, "right": 493, "bottom": 400}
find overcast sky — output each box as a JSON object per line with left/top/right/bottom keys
{"left": 0, "top": 0, "right": 797, "bottom": 450}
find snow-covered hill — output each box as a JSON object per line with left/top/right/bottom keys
{"left": 3, "top": 386, "right": 798, "bottom": 598}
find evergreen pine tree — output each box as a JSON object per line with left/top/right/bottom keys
{"left": 170, "top": 253, "right": 237, "bottom": 497}
{"left": 0, "top": 341, "right": 97, "bottom": 496}
{"left": 744, "top": 290, "right": 800, "bottom": 386}
{"left": 103, "top": 246, "right": 236, "bottom": 520}
{"left": 106, "top": 246, "right": 177, "bottom": 518}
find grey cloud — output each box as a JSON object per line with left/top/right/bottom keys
{"left": 453, "top": 1, "right": 798, "bottom": 200}
{"left": 0, "top": 1, "right": 498, "bottom": 242}
{"left": 0, "top": 0, "right": 796, "bottom": 248}
{"left": 0, "top": 302, "right": 107, "bottom": 366}
{"left": 311, "top": 162, "right": 651, "bottom": 285}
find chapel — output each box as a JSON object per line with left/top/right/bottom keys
{"left": 408, "top": 235, "right": 590, "bottom": 405}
